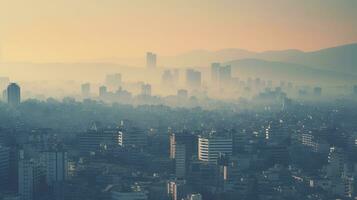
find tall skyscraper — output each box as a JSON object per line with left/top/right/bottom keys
{"left": 7, "top": 83, "right": 21, "bottom": 106}
{"left": 175, "top": 143, "right": 186, "bottom": 178}
{"left": 118, "top": 127, "right": 147, "bottom": 148}
{"left": 0, "top": 146, "right": 10, "bottom": 190}
{"left": 167, "top": 180, "right": 186, "bottom": 200}
{"left": 146, "top": 52, "right": 157, "bottom": 69}
{"left": 18, "top": 158, "right": 45, "bottom": 200}
{"left": 42, "top": 150, "right": 68, "bottom": 185}
{"left": 326, "top": 147, "right": 345, "bottom": 179}
{"left": 186, "top": 69, "right": 201, "bottom": 89}
{"left": 170, "top": 132, "right": 196, "bottom": 178}
{"left": 79, "top": 122, "right": 120, "bottom": 154}
{"left": 169, "top": 132, "right": 196, "bottom": 160}
{"left": 42, "top": 149, "right": 68, "bottom": 200}
{"left": 198, "top": 132, "right": 233, "bottom": 164}
{"left": 81, "top": 83, "right": 91, "bottom": 97}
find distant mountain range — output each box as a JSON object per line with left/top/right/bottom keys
{"left": 225, "top": 59, "right": 356, "bottom": 84}
{"left": 253, "top": 43, "right": 357, "bottom": 75}
{"left": 163, "top": 43, "right": 357, "bottom": 76}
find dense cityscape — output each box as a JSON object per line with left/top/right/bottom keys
{"left": 1, "top": 1, "right": 357, "bottom": 200}
{"left": 0, "top": 51, "right": 357, "bottom": 200}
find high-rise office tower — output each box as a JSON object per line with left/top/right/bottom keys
{"left": 146, "top": 52, "right": 157, "bottom": 69}
{"left": 79, "top": 122, "right": 120, "bottom": 154}
{"left": 170, "top": 132, "right": 197, "bottom": 178}
{"left": 42, "top": 150, "right": 68, "bottom": 185}
{"left": 141, "top": 84, "right": 152, "bottom": 96}
{"left": 7, "top": 83, "right": 21, "bottom": 106}
{"left": 198, "top": 132, "right": 233, "bottom": 164}
{"left": 167, "top": 180, "right": 186, "bottom": 200}
{"left": 327, "top": 147, "right": 345, "bottom": 179}
{"left": 211, "top": 63, "right": 220, "bottom": 83}
{"left": 81, "top": 83, "right": 90, "bottom": 97}
{"left": 169, "top": 132, "right": 196, "bottom": 160}
{"left": 18, "top": 158, "right": 45, "bottom": 200}
{"left": 0, "top": 146, "right": 10, "bottom": 191}
{"left": 99, "top": 86, "right": 107, "bottom": 98}
{"left": 265, "top": 121, "right": 289, "bottom": 144}
{"left": 118, "top": 127, "right": 146, "bottom": 148}
{"left": 175, "top": 144, "right": 186, "bottom": 178}
{"left": 42, "top": 149, "right": 68, "bottom": 200}
{"left": 186, "top": 69, "right": 201, "bottom": 89}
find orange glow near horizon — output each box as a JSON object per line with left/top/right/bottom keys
{"left": 0, "top": 0, "right": 356, "bottom": 63}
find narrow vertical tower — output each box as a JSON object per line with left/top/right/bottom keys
{"left": 7, "top": 83, "right": 21, "bottom": 107}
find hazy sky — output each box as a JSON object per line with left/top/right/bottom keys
{"left": 0, "top": 0, "right": 356, "bottom": 62}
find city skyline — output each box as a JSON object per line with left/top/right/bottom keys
{"left": 1, "top": 1, "right": 357, "bottom": 200}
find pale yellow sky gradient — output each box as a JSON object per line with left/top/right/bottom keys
{"left": 0, "top": 0, "right": 356, "bottom": 62}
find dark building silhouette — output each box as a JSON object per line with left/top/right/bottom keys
{"left": 170, "top": 132, "right": 197, "bottom": 178}
{"left": 79, "top": 122, "right": 120, "bottom": 154}
{"left": 0, "top": 146, "right": 10, "bottom": 191}
{"left": 7, "top": 83, "right": 21, "bottom": 106}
